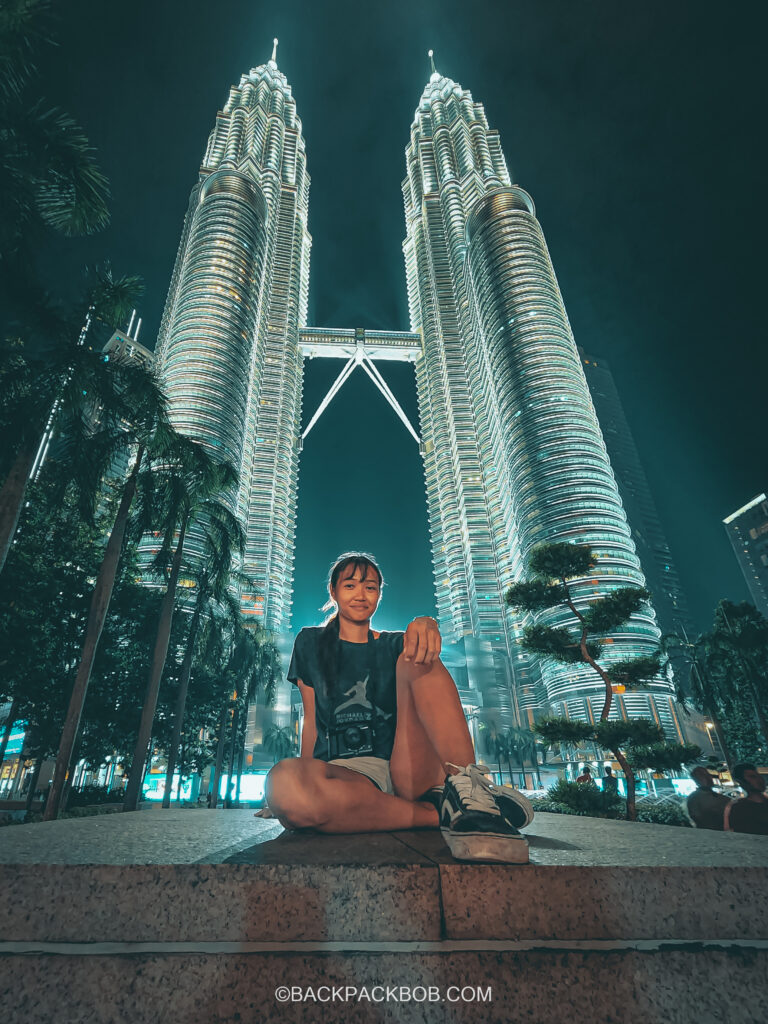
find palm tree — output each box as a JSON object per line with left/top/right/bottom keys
{"left": 709, "top": 602, "right": 768, "bottom": 745}
{"left": 503, "top": 728, "right": 526, "bottom": 787}
{"left": 0, "top": 0, "right": 110, "bottom": 261}
{"left": 161, "top": 563, "right": 246, "bottom": 809}
{"left": 122, "top": 443, "right": 240, "bottom": 811}
{"left": 42, "top": 363, "right": 169, "bottom": 821}
{"left": 263, "top": 725, "right": 296, "bottom": 765}
{"left": 202, "top": 620, "right": 280, "bottom": 806}
{"left": 0, "top": 269, "right": 145, "bottom": 576}
{"left": 1, "top": 0, "right": 115, "bottom": 567}
{"left": 232, "top": 627, "right": 281, "bottom": 800}
{"left": 662, "top": 631, "right": 734, "bottom": 770}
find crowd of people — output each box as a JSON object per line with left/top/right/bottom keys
{"left": 575, "top": 760, "right": 768, "bottom": 834}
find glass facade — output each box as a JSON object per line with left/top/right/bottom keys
{"left": 403, "top": 69, "right": 677, "bottom": 727}
{"left": 154, "top": 55, "right": 310, "bottom": 631}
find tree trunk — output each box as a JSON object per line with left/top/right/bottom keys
{"left": 44, "top": 446, "right": 145, "bottom": 821}
{"left": 563, "top": 585, "right": 614, "bottom": 720}
{"left": 176, "top": 740, "right": 185, "bottom": 805}
{"left": 225, "top": 704, "right": 239, "bottom": 808}
{"left": 0, "top": 697, "right": 19, "bottom": 773}
{"left": 234, "top": 739, "right": 245, "bottom": 805}
{"left": 235, "top": 671, "right": 256, "bottom": 804}
{"left": 162, "top": 601, "right": 202, "bottom": 808}
{"left": 0, "top": 437, "right": 39, "bottom": 576}
{"left": 60, "top": 738, "right": 82, "bottom": 813}
{"left": 613, "top": 747, "right": 636, "bottom": 821}
{"left": 124, "top": 515, "right": 188, "bottom": 812}
{"left": 209, "top": 704, "right": 229, "bottom": 809}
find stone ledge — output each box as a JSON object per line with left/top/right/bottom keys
{"left": 2, "top": 861, "right": 766, "bottom": 944}
{"left": 0, "top": 862, "right": 442, "bottom": 943}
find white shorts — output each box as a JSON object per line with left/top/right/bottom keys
{"left": 327, "top": 755, "right": 394, "bottom": 794}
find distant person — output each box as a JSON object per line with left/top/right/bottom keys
{"left": 576, "top": 765, "right": 594, "bottom": 784}
{"left": 724, "top": 763, "right": 768, "bottom": 835}
{"left": 686, "top": 766, "right": 731, "bottom": 830}
{"left": 602, "top": 766, "right": 619, "bottom": 796}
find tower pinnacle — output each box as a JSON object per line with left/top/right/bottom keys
{"left": 428, "top": 49, "right": 438, "bottom": 79}
{"left": 270, "top": 37, "right": 278, "bottom": 66}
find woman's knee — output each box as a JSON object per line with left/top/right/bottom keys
{"left": 266, "top": 758, "right": 322, "bottom": 829}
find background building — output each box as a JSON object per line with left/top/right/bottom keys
{"left": 724, "top": 494, "right": 768, "bottom": 617}
{"left": 154, "top": 43, "right": 310, "bottom": 633}
{"left": 402, "top": 62, "right": 678, "bottom": 734}
{"left": 580, "top": 348, "right": 695, "bottom": 640}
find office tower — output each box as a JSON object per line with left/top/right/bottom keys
{"left": 724, "top": 494, "right": 768, "bottom": 617}
{"left": 402, "top": 58, "right": 678, "bottom": 731}
{"left": 580, "top": 348, "right": 695, "bottom": 640}
{"left": 154, "top": 49, "right": 681, "bottom": 736}
{"left": 154, "top": 42, "right": 310, "bottom": 632}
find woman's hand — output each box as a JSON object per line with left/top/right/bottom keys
{"left": 403, "top": 616, "right": 442, "bottom": 665}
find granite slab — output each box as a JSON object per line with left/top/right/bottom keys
{"left": 0, "top": 860, "right": 442, "bottom": 943}
{"left": 436, "top": 864, "right": 768, "bottom": 941}
{"left": 1, "top": 948, "right": 766, "bottom": 1024}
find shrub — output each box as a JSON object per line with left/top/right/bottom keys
{"left": 65, "top": 785, "right": 123, "bottom": 808}
{"left": 529, "top": 790, "right": 692, "bottom": 827}
{"left": 546, "top": 779, "right": 624, "bottom": 818}
{"left": 634, "top": 796, "right": 691, "bottom": 827}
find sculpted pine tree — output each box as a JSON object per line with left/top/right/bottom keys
{"left": 506, "top": 542, "right": 699, "bottom": 820}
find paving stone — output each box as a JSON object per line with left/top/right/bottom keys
{"left": 395, "top": 812, "right": 768, "bottom": 867}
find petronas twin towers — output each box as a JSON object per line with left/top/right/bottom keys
{"left": 156, "top": 44, "right": 678, "bottom": 731}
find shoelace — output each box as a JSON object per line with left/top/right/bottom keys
{"left": 445, "top": 763, "right": 501, "bottom": 817}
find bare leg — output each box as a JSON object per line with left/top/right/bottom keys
{"left": 266, "top": 757, "right": 438, "bottom": 834}
{"left": 389, "top": 654, "right": 475, "bottom": 798}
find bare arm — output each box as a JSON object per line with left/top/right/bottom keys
{"left": 297, "top": 679, "right": 317, "bottom": 758}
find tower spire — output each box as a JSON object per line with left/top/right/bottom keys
{"left": 428, "top": 49, "right": 437, "bottom": 77}
{"left": 270, "top": 37, "right": 278, "bottom": 65}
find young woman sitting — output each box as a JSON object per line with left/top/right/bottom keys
{"left": 263, "top": 552, "right": 533, "bottom": 863}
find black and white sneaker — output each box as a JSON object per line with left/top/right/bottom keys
{"left": 439, "top": 763, "right": 530, "bottom": 864}
{"left": 485, "top": 777, "right": 534, "bottom": 830}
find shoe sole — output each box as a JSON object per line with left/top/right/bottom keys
{"left": 493, "top": 788, "right": 535, "bottom": 829}
{"left": 440, "top": 826, "right": 529, "bottom": 864}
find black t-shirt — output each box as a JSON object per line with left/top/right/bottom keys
{"left": 727, "top": 796, "right": 768, "bottom": 835}
{"left": 288, "top": 626, "right": 404, "bottom": 762}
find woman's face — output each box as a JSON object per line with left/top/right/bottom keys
{"left": 331, "top": 565, "right": 381, "bottom": 624}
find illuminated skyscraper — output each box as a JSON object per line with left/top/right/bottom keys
{"left": 155, "top": 42, "right": 310, "bottom": 631}
{"left": 403, "top": 57, "right": 678, "bottom": 731}
{"left": 724, "top": 494, "right": 768, "bottom": 617}
{"left": 155, "top": 48, "right": 680, "bottom": 736}
{"left": 579, "top": 347, "right": 695, "bottom": 640}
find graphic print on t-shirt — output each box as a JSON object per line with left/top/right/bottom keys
{"left": 331, "top": 674, "right": 393, "bottom": 758}
{"left": 336, "top": 676, "right": 373, "bottom": 713}
{"left": 287, "top": 628, "right": 404, "bottom": 762}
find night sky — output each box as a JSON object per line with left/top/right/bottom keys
{"left": 38, "top": 0, "right": 768, "bottom": 633}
